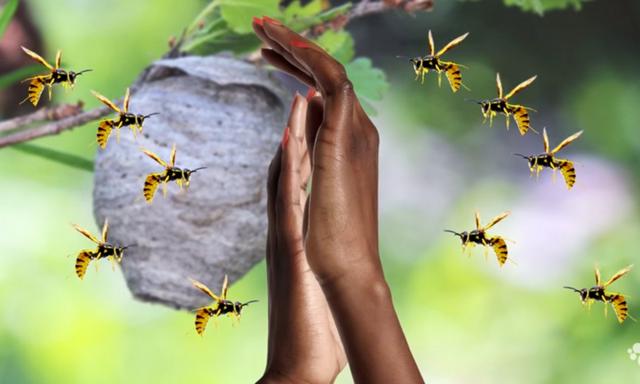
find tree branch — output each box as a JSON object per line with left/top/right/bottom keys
{"left": 0, "top": 104, "right": 111, "bottom": 148}
{"left": 0, "top": 102, "right": 85, "bottom": 133}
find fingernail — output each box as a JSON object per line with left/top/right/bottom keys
{"left": 252, "top": 16, "right": 264, "bottom": 26}
{"left": 281, "top": 127, "right": 290, "bottom": 150}
{"left": 305, "top": 87, "right": 316, "bottom": 101}
{"left": 290, "top": 39, "right": 311, "bottom": 49}
{"left": 263, "top": 16, "right": 281, "bottom": 26}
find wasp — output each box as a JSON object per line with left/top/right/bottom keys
{"left": 190, "top": 275, "right": 258, "bottom": 335}
{"left": 399, "top": 30, "right": 469, "bottom": 92}
{"left": 565, "top": 265, "right": 634, "bottom": 324}
{"left": 19, "top": 47, "right": 91, "bottom": 107}
{"left": 141, "top": 144, "right": 205, "bottom": 203}
{"left": 445, "top": 211, "right": 510, "bottom": 266}
{"left": 91, "top": 88, "right": 159, "bottom": 149}
{"left": 472, "top": 73, "right": 537, "bottom": 135}
{"left": 72, "top": 219, "right": 127, "bottom": 280}
{"left": 515, "top": 128, "right": 583, "bottom": 189}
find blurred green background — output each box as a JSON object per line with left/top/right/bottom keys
{"left": 1, "top": 0, "right": 639, "bottom": 383}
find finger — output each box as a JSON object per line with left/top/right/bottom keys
{"left": 262, "top": 49, "right": 315, "bottom": 88}
{"left": 253, "top": 18, "right": 311, "bottom": 80}
{"left": 305, "top": 88, "right": 324, "bottom": 167}
{"left": 266, "top": 146, "right": 282, "bottom": 263}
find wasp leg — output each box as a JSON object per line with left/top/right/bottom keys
{"left": 421, "top": 69, "right": 428, "bottom": 84}
{"left": 109, "top": 256, "right": 117, "bottom": 272}
{"left": 505, "top": 113, "right": 510, "bottom": 131}
{"left": 489, "top": 112, "right": 494, "bottom": 128}
{"left": 437, "top": 71, "right": 442, "bottom": 88}
{"left": 163, "top": 181, "right": 168, "bottom": 198}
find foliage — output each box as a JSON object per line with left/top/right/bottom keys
{"left": 0, "top": 0, "right": 19, "bottom": 38}
{"left": 502, "top": 0, "right": 587, "bottom": 15}
{"left": 183, "top": 0, "right": 387, "bottom": 113}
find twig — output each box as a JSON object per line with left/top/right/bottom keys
{"left": 0, "top": 102, "right": 85, "bottom": 133}
{"left": 0, "top": 104, "right": 111, "bottom": 149}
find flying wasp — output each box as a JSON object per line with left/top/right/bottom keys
{"left": 515, "top": 128, "right": 583, "bottom": 189}
{"left": 565, "top": 265, "right": 634, "bottom": 324}
{"left": 190, "top": 275, "right": 258, "bottom": 335}
{"left": 399, "top": 30, "right": 469, "bottom": 92}
{"left": 72, "top": 219, "right": 127, "bottom": 280}
{"left": 141, "top": 144, "right": 205, "bottom": 203}
{"left": 472, "top": 73, "right": 537, "bottom": 135}
{"left": 20, "top": 46, "right": 91, "bottom": 107}
{"left": 445, "top": 211, "right": 511, "bottom": 267}
{"left": 91, "top": 88, "right": 159, "bottom": 149}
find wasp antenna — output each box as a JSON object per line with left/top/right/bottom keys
{"left": 463, "top": 98, "right": 483, "bottom": 104}
{"left": 144, "top": 112, "right": 160, "bottom": 119}
{"left": 75, "top": 69, "right": 93, "bottom": 76}
{"left": 241, "top": 300, "right": 259, "bottom": 307}
{"left": 190, "top": 166, "right": 207, "bottom": 173}
{"left": 444, "top": 229, "right": 462, "bottom": 237}
{"left": 513, "top": 153, "right": 529, "bottom": 159}
{"left": 563, "top": 286, "right": 581, "bottom": 293}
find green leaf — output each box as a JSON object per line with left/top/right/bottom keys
{"left": 219, "top": 0, "right": 280, "bottom": 34}
{"left": 345, "top": 58, "right": 389, "bottom": 116}
{"left": 11, "top": 143, "right": 94, "bottom": 172}
{"left": 0, "top": 0, "right": 19, "bottom": 38}
{"left": 0, "top": 64, "right": 41, "bottom": 90}
{"left": 283, "top": 0, "right": 324, "bottom": 20}
{"left": 315, "top": 30, "right": 354, "bottom": 64}
{"left": 502, "top": 0, "right": 585, "bottom": 15}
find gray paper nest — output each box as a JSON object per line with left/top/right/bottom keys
{"left": 93, "top": 55, "right": 288, "bottom": 310}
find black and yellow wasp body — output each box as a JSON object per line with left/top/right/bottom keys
{"left": 446, "top": 211, "right": 510, "bottom": 266}
{"left": 565, "top": 265, "right": 633, "bottom": 324}
{"left": 191, "top": 275, "right": 258, "bottom": 335}
{"left": 474, "top": 73, "right": 537, "bottom": 135}
{"left": 141, "top": 144, "right": 205, "bottom": 203}
{"left": 515, "top": 128, "right": 583, "bottom": 189}
{"left": 20, "top": 47, "right": 91, "bottom": 107}
{"left": 92, "top": 88, "right": 158, "bottom": 149}
{"left": 401, "top": 30, "right": 469, "bottom": 92}
{"left": 72, "top": 220, "right": 126, "bottom": 280}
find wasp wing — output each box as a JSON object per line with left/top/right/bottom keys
{"left": 194, "top": 308, "right": 213, "bottom": 336}
{"left": 475, "top": 211, "right": 481, "bottom": 230}
{"left": 142, "top": 149, "right": 168, "bottom": 167}
{"left": 123, "top": 88, "right": 131, "bottom": 113}
{"left": 496, "top": 73, "right": 503, "bottom": 99}
{"left": 169, "top": 144, "right": 177, "bottom": 167}
{"left": 594, "top": 265, "right": 601, "bottom": 286}
{"left": 55, "top": 50, "right": 62, "bottom": 69}
{"left": 436, "top": 32, "right": 469, "bottom": 57}
{"left": 73, "top": 224, "right": 101, "bottom": 244}
{"left": 21, "top": 46, "right": 53, "bottom": 70}
{"left": 551, "top": 130, "right": 583, "bottom": 155}
{"left": 190, "top": 278, "right": 221, "bottom": 301}
{"left": 484, "top": 211, "right": 510, "bottom": 230}
{"left": 604, "top": 265, "right": 633, "bottom": 287}
{"left": 542, "top": 128, "right": 550, "bottom": 153}
{"left": 504, "top": 75, "right": 537, "bottom": 100}
{"left": 427, "top": 30, "right": 435, "bottom": 56}
{"left": 101, "top": 219, "right": 109, "bottom": 242}
{"left": 91, "top": 90, "right": 121, "bottom": 113}
{"left": 221, "top": 274, "right": 229, "bottom": 300}
{"left": 75, "top": 250, "right": 96, "bottom": 280}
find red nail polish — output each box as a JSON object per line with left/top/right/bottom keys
{"left": 305, "top": 87, "right": 316, "bottom": 101}
{"left": 263, "top": 16, "right": 281, "bottom": 26}
{"left": 290, "top": 39, "right": 311, "bottom": 49}
{"left": 281, "top": 127, "right": 290, "bottom": 150}
{"left": 252, "top": 16, "right": 263, "bottom": 26}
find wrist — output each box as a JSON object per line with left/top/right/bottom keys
{"left": 257, "top": 370, "right": 296, "bottom": 384}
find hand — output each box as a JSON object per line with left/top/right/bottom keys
{"left": 254, "top": 17, "right": 424, "bottom": 384}
{"left": 259, "top": 94, "right": 346, "bottom": 384}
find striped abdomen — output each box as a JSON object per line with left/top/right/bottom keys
{"left": 76, "top": 250, "right": 98, "bottom": 279}
{"left": 21, "top": 75, "right": 51, "bottom": 106}
{"left": 557, "top": 159, "right": 576, "bottom": 189}
{"left": 143, "top": 172, "right": 166, "bottom": 203}
{"left": 442, "top": 61, "right": 463, "bottom": 92}
{"left": 489, "top": 236, "right": 508, "bottom": 266}
{"left": 507, "top": 104, "right": 531, "bottom": 136}
{"left": 97, "top": 120, "right": 116, "bottom": 149}
{"left": 195, "top": 307, "right": 218, "bottom": 335}
{"left": 607, "top": 293, "right": 629, "bottom": 323}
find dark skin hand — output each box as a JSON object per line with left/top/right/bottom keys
{"left": 254, "top": 17, "right": 423, "bottom": 384}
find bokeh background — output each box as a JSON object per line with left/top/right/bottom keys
{"left": 1, "top": 0, "right": 639, "bottom": 383}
